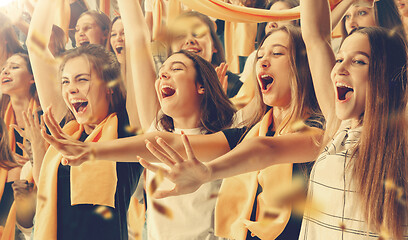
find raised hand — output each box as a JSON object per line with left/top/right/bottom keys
{"left": 139, "top": 133, "right": 211, "bottom": 198}
{"left": 215, "top": 62, "right": 229, "bottom": 94}
{"left": 41, "top": 107, "right": 92, "bottom": 166}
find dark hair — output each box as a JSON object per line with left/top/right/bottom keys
{"left": 240, "top": 0, "right": 267, "bottom": 8}
{"left": 255, "top": 0, "right": 300, "bottom": 47}
{"left": 50, "top": 25, "right": 66, "bottom": 56}
{"left": 59, "top": 44, "right": 125, "bottom": 116}
{"left": 168, "top": 11, "right": 226, "bottom": 66}
{"left": 0, "top": 53, "right": 38, "bottom": 118}
{"left": 340, "top": 0, "right": 406, "bottom": 40}
{"left": 0, "top": 117, "right": 18, "bottom": 170}
{"left": 347, "top": 27, "right": 408, "bottom": 239}
{"left": 76, "top": 10, "right": 111, "bottom": 47}
{"left": 158, "top": 50, "right": 236, "bottom": 133}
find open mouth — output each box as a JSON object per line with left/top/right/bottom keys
{"left": 336, "top": 83, "right": 354, "bottom": 101}
{"left": 1, "top": 78, "right": 12, "bottom": 84}
{"left": 116, "top": 46, "right": 123, "bottom": 54}
{"left": 161, "top": 85, "right": 176, "bottom": 99}
{"left": 79, "top": 41, "right": 90, "bottom": 46}
{"left": 71, "top": 100, "right": 89, "bottom": 113}
{"left": 259, "top": 74, "right": 274, "bottom": 91}
{"left": 185, "top": 48, "right": 201, "bottom": 54}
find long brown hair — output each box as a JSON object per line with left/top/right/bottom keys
{"left": 347, "top": 27, "right": 408, "bottom": 239}
{"left": 0, "top": 118, "right": 18, "bottom": 170}
{"left": 0, "top": 12, "right": 25, "bottom": 58}
{"left": 247, "top": 25, "right": 322, "bottom": 134}
{"left": 158, "top": 50, "right": 236, "bottom": 133}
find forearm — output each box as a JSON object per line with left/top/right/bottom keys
{"left": 118, "top": 0, "right": 158, "bottom": 130}
{"left": 331, "top": 0, "right": 355, "bottom": 30}
{"left": 93, "top": 131, "right": 230, "bottom": 163}
{"left": 16, "top": 196, "right": 36, "bottom": 228}
{"left": 301, "top": 0, "right": 332, "bottom": 45}
{"left": 207, "top": 132, "right": 323, "bottom": 182}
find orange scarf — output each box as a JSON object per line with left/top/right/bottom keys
{"left": 34, "top": 113, "right": 118, "bottom": 240}
{"left": 179, "top": 0, "right": 342, "bottom": 23}
{"left": 215, "top": 109, "right": 293, "bottom": 240}
{"left": 0, "top": 99, "right": 39, "bottom": 240}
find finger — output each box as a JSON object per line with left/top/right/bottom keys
{"left": 155, "top": 137, "right": 184, "bottom": 164}
{"left": 138, "top": 156, "right": 169, "bottom": 176}
{"left": 33, "top": 110, "right": 40, "bottom": 129}
{"left": 221, "top": 62, "right": 228, "bottom": 76}
{"left": 145, "top": 140, "right": 176, "bottom": 167}
{"left": 44, "top": 107, "right": 64, "bottom": 138}
{"left": 16, "top": 142, "right": 28, "bottom": 154}
{"left": 13, "top": 153, "right": 29, "bottom": 166}
{"left": 10, "top": 124, "right": 25, "bottom": 138}
{"left": 41, "top": 128, "right": 61, "bottom": 148}
{"left": 222, "top": 76, "right": 228, "bottom": 93}
{"left": 180, "top": 133, "right": 198, "bottom": 163}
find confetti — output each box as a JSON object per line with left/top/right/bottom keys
{"left": 148, "top": 169, "right": 164, "bottom": 196}
{"left": 106, "top": 79, "right": 120, "bottom": 89}
{"left": 94, "top": 205, "right": 113, "bottom": 220}
{"left": 339, "top": 222, "right": 346, "bottom": 231}
{"left": 152, "top": 200, "right": 173, "bottom": 219}
{"left": 125, "top": 125, "right": 143, "bottom": 135}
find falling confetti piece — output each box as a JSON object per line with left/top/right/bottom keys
{"left": 106, "top": 79, "right": 120, "bottom": 89}
{"left": 339, "top": 222, "right": 346, "bottom": 231}
{"left": 125, "top": 125, "right": 143, "bottom": 135}
{"left": 94, "top": 205, "right": 113, "bottom": 220}
{"left": 148, "top": 169, "right": 164, "bottom": 196}
{"left": 152, "top": 201, "right": 173, "bottom": 219}
{"left": 30, "top": 30, "right": 47, "bottom": 50}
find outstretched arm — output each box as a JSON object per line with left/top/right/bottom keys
{"left": 139, "top": 129, "right": 323, "bottom": 198}
{"left": 26, "top": 0, "right": 67, "bottom": 123}
{"left": 118, "top": 0, "right": 158, "bottom": 131}
{"left": 40, "top": 108, "right": 230, "bottom": 165}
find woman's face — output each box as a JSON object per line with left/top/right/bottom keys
{"left": 256, "top": 31, "right": 292, "bottom": 108}
{"left": 344, "top": 5, "right": 377, "bottom": 34}
{"left": 170, "top": 17, "right": 216, "bottom": 63}
{"left": 61, "top": 56, "right": 110, "bottom": 126}
{"left": 155, "top": 53, "right": 204, "bottom": 120}
{"left": 0, "top": 55, "right": 33, "bottom": 97}
{"left": 265, "top": 1, "right": 293, "bottom": 34}
{"left": 75, "top": 14, "right": 107, "bottom": 47}
{"left": 110, "top": 19, "right": 125, "bottom": 64}
{"left": 331, "top": 33, "right": 370, "bottom": 121}
{"left": 395, "top": 0, "right": 408, "bottom": 17}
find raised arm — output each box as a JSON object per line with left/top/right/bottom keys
{"left": 117, "top": 0, "right": 158, "bottom": 131}
{"left": 26, "top": 0, "right": 67, "bottom": 123}
{"left": 301, "top": 0, "right": 340, "bottom": 130}
{"left": 331, "top": 0, "right": 356, "bottom": 30}
{"left": 139, "top": 129, "right": 323, "bottom": 198}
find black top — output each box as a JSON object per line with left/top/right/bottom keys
{"left": 0, "top": 182, "right": 14, "bottom": 227}
{"left": 221, "top": 116, "right": 323, "bottom": 240}
{"left": 226, "top": 71, "right": 243, "bottom": 98}
{"left": 56, "top": 111, "right": 143, "bottom": 240}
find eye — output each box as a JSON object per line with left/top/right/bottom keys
{"left": 358, "top": 10, "right": 367, "bottom": 16}
{"left": 12, "top": 66, "right": 19, "bottom": 69}
{"left": 344, "top": 14, "right": 351, "bottom": 20}
{"left": 352, "top": 59, "right": 367, "bottom": 65}
{"left": 171, "top": 67, "right": 183, "bottom": 71}
{"left": 75, "top": 27, "right": 80, "bottom": 32}
{"left": 79, "top": 78, "right": 89, "bottom": 82}
{"left": 335, "top": 58, "right": 344, "bottom": 63}
{"left": 256, "top": 55, "right": 264, "bottom": 60}
{"left": 62, "top": 79, "right": 69, "bottom": 85}
{"left": 273, "top": 52, "right": 284, "bottom": 56}
{"left": 111, "top": 33, "right": 117, "bottom": 37}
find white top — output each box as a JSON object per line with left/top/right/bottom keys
{"left": 299, "top": 120, "right": 408, "bottom": 239}
{"left": 146, "top": 127, "right": 223, "bottom": 240}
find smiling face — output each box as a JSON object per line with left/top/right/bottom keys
{"left": 155, "top": 53, "right": 203, "bottom": 121}
{"left": 265, "top": 1, "right": 292, "bottom": 34}
{"left": 256, "top": 31, "right": 292, "bottom": 108}
{"left": 75, "top": 14, "right": 107, "bottom": 47}
{"left": 0, "top": 55, "right": 33, "bottom": 97}
{"left": 170, "top": 17, "right": 217, "bottom": 63}
{"left": 110, "top": 18, "right": 125, "bottom": 64}
{"left": 395, "top": 0, "right": 408, "bottom": 17}
{"left": 344, "top": 5, "right": 377, "bottom": 34}
{"left": 61, "top": 56, "right": 110, "bottom": 127}
{"left": 331, "top": 33, "right": 370, "bottom": 121}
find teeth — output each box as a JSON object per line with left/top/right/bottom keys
{"left": 261, "top": 74, "right": 270, "bottom": 78}
{"left": 71, "top": 99, "right": 87, "bottom": 104}
{"left": 335, "top": 82, "right": 353, "bottom": 89}
{"left": 161, "top": 85, "right": 175, "bottom": 91}
{"left": 187, "top": 49, "right": 200, "bottom": 53}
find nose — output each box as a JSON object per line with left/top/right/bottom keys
{"left": 160, "top": 71, "right": 170, "bottom": 80}
{"left": 347, "top": 15, "right": 358, "bottom": 32}
{"left": 184, "top": 34, "right": 197, "bottom": 46}
{"left": 1, "top": 66, "right": 9, "bottom": 76}
{"left": 259, "top": 58, "right": 270, "bottom": 69}
{"left": 334, "top": 60, "right": 349, "bottom": 76}
{"left": 67, "top": 82, "right": 79, "bottom": 94}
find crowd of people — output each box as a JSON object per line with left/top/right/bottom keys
{"left": 0, "top": 0, "right": 407, "bottom": 239}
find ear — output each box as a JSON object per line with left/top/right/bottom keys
{"left": 29, "top": 77, "right": 35, "bottom": 85}
{"left": 106, "top": 88, "right": 113, "bottom": 95}
{"left": 212, "top": 45, "right": 217, "bottom": 54}
{"left": 197, "top": 85, "right": 205, "bottom": 95}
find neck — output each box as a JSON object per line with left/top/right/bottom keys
{"left": 10, "top": 94, "right": 32, "bottom": 126}
{"left": 272, "top": 105, "right": 291, "bottom": 131}
{"left": 83, "top": 124, "right": 97, "bottom": 135}
{"left": 172, "top": 113, "right": 201, "bottom": 130}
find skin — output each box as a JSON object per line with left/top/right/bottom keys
{"left": 395, "top": 0, "right": 408, "bottom": 17}
{"left": 265, "top": 1, "right": 292, "bottom": 34}
{"left": 170, "top": 17, "right": 217, "bottom": 63}
{"left": 331, "top": 33, "right": 369, "bottom": 123}
{"left": 156, "top": 53, "right": 204, "bottom": 129}
{"left": 110, "top": 19, "right": 125, "bottom": 64}
{"left": 61, "top": 56, "right": 110, "bottom": 134}
{"left": 344, "top": 4, "right": 377, "bottom": 34}
{"left": 75, "top": 14, "right": 107, "bottom": 47}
